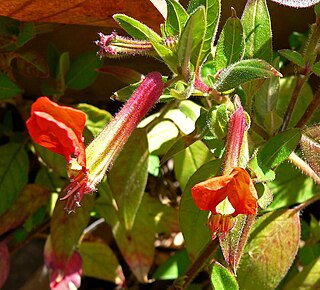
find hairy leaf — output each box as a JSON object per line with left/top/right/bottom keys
{"left": 165, "top": 0, "right": 188, "bottom": 36}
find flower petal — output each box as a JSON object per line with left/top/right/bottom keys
{"left": 26, "top": 97, "right": 86, "bottom": 167}
{"left": 227, "top": 167, "right": 258, "bottom": 216}
{"left": 192, "top": 175, "right": 232, "bottom": 212}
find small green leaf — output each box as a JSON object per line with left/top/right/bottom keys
{"left": 213, "top": 59, "right": 281, "bottom": 92}
{"left": 66, "top": 51, "right": 102, "bottom": 90}
{"left": 0, "top": 143, "right": 28, "bottom": 215}
{"left": 16, "top": 22, "right": 35, "bottom": 47}
{"left": 179, "top": 160, "right": 221, "bottom": 258}
{"left": 312, "top": 61, "right": 320, "bottom": 77}
{"left": 257, "top": 128, "right": 301, "bottom": 171}
{"left": 108, "top": 129, "right": 148, "bottom": 230}
{"left": 279, "top": 49, "right": 305, "bottom": 67}
{"left": 214, "top": 8, "right": 244, "bottom": 72}
{"left": 178, "top": 6, "right": 206, "bottom": 77}
{"left": 241, "top": 0, "right": 272, "bottom": 62}
{"left": 153, "top": 249, "right": 191, "bottom": 279}
{"left": 113, "top": 14, "right": 162, "bottom": 42}
{"left": 16, "top": 51, "right": 49, "bottom": 78}
{"left": 237, "top": 209, "right": 300, "bottom": 290}
{"left": 77, "top": 103, "right": 112, "bottom": 138}
{"left": 79, "top": 240, "right": 123, "bottom": 283}
{"left": 165, "top": 0, "right": 188, "bottom": 36}
{"left": 0, "top": 72, "right": 22, "bottom": 99}
{"left": 211, "top": 262, "right": 239, "bottom": 290}
{"left": 207, "top": 103, "right": 230, "bottom": 138}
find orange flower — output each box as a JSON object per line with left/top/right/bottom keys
{"left": 192, "top": 167, "right": 258, "bottom": 238}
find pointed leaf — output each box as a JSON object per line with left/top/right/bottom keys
{"left": 279, "top": 49, "right": 305, "bottom": 67}
{"left": 165, "top": 0, "right": 188, "bottom": 36}
{"left": 237, "top": 209, "right": 300, "bottom": 290}
{"left": 66, "top": 51, "right": 102, "bottom": 90}
{"left": 180, "top": 160, "right": 221, "bottom": 258}
{"left": 0, "top": 143, "right": 28, "bottom": 215}
{"left": 312, "top": 61, "right": 320, "bottom": 77}
{"left": 108, "top": 129, "right": 148, "bottom": 230}
{"left": 256, "top": 128, "right": 301, "bottom": 171}
{"left": 213, "top": 59, "right": 281, "bottom": 92}
{"left": 0, "top": 72, "right": 22, "bottom": 99}
{"left": 211, "top": 262, "right": 239, "bottom": 290}
{"left": 79, "top": 239, "right": 123, "bottom": 283}
{"left": 241, "top": 0, "right": 272, "bottom": 62}
{"left": 0, "top": 184, "right": 50, "bottom": 236}
{"left": 113, "top": 14, "right": 162, "bottom": 41}
{"left": 50, "top": 195, "right": 94, "bottom": 261}
{"left": 16, "top": 51, "right": 49, "bottom": 77}
{"left": 0, "top": 242, "right": 9, "bottom": 289}
{"left": 178, "top": 6, "right": 206, "bottom": 76}
{"left": 270, "top": 0, "right": 320, "bottom": 7}
{"left": 214, "top": 8, "right": 244, "bottom": 72}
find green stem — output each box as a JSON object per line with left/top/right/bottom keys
{"left": 169, "top": 239, "right": 219, "bottom": 290}
{"left": 288, "top": 152, "right": 320, "bottom": 185}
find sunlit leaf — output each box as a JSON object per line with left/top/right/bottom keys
{"left": 108, "top": 129, "right": 148, "bottom": 230}
{"left": 0, "top": 143, "right": 28, "bottom": 215}
{"left": 241, "top": 0, "right": 272, "bottom": 62}
{"left": 211, "top": 262, "right": 239, "bottom": 290}
{"left": 213, "top": 59, "right": 281, "bottom": 92}
{"left": 271, "top": 0, "right": 320, "bottom": 7}
{"left": 279, "top": 49, "right": 305, "bottom": 67}
{"left": 79, "top": 239, "right": 123, "bottom": 283}
{"left": 237, "top": 209, "right": 300, "bottom": 290}
{"left": 214, "top": 8, "right": 244, "bottom": 72}
{"left": 165, "top": 0, "right": 188, "bottom": 36}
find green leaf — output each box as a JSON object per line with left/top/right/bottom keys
{"left": 0, "top": 143, "right": 28, "bottom": 215}
{"left": 241, "top": 0, "right": 272, "bottom": 62}
{"left": 207, "top": 103, "right": 230, "bottom": 138}
{"left": 108, "top": 129, "right": 149, "bottom": 230}
{"left": 79, "top": 240, "right": 123, "bottom": 283}
{"left": 0, "top": 72, "right": 22, "bottom": 99}
{"left": 113, "top": 194, "right": 156, "bottom": 283}
{"left": 277, "top": 76, "right": 313, "bottom": 128}
{"left": 77, "top": 103, "right": 112, "bottom": 138}
{"left": 267, "top": 161, "right": 316, "bottom": 211}
{"left": 16, "top": 51, "right": 49, "bottom": 78}
{"left": 165, "top": 0, "right": 188, "bottom": 36}
{"left": 98, "top": 65, "right": 143, "bottom": 84}
{"left": 0, "top": 184, "right": 50, "bottom": 236}
{"left": 50, "top": 194, "right": 94, "bottom": 260}
{"left": 279, "top": 49, "right": 305, "bottom": 67}
{"left": 66, "top": 51, "right": 102, "bottom": 90}
{"left": 113, "top": 14, "right": 162, "bottom": 41}
{"left": 283, "top": 258, "right": 320, "bottom": 290}
{"left": 211, "top": 262, "right": 239, "bottom": 290}
{"left": 153, "top": 249, "right": 191, "bottom": 279}
{"left": 16, "top": 22, "right": 35, "bottom": 47}
{"left": 178, "top": 6, "right": 206, "bottom": 76}
{"left": 237, "top": 209, "right": 300, "bottom": 290}
{"left": 174, "top": 140, "right": 212, "bottom": 191}
{"left": 179, "top": 160, "right": 221, "bottom": 258}
{"left": 312, "top": 61, "right": 320, "bottom": 77}
{"left": 213, "top": 59, "right": 281, "bottom": 92}
{"left": 256, "top": 128, "right": 301, "bottom": 171}
{"left": 214, "top": 8, "right": 244, "bottom": 72}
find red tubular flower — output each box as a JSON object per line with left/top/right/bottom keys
{"left": 192, "top": 167, "right": 258, "bottom": 238}
{"left": 26, "top": 72, "right": 164, "bottom": 212}
{"left": 26, "top": 97, "right": 86, "bottom": 168}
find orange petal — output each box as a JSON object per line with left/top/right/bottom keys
{"left": 192, "top": 175, "right": 232, "bottom": 212}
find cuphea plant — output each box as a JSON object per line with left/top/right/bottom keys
{"left": 0, "top": 0, "right": 320, "bottom": 289}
